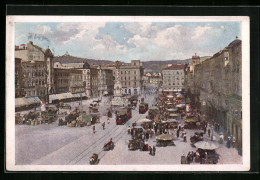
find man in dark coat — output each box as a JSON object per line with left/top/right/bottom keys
{"left": 152, "top": 145, "right": 156, "bottom": 155}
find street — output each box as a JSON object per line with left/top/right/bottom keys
{"left": 15, "top": 93, "right": 242, "bottom": 165}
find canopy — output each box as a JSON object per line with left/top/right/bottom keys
{"left": 166, "top": 102, "right": 173, "bottom": 105}
{"left": 176, "top": 104, "right": 186, "bottom": 108}
{"left": 156, "top": 134, "right": 174, "bottom": 141}
{"left": 194, "top": 141, "right": 219, "bottom": 150}
{"left": 26, "top": 97, "right": 41, "bottom": 104}
{"left": 167, "top": 108, "right": 178, "bottom": 112}
{"left": 103, "top": 91, "right": 108, "bottom": 95}
{"left": 136, "top": 118, "right": 152, "bottom": 124}
{"left": 177, "top": 93, "right": 184, "bottom": 98}
{"left": 167, "top": 119, "right": 178, "bottom": 123}
{"left": 185, "top": 118, "right": 199, "bottom": 123}
{"left": 15, "top": 97, "right": 30, "bottom": 107}
{"left": 150, "top": 106, "right": 159, "bottom": 110}
{"left": 167, "top": 95, "right": 174, "bottom": 98}
{"left": 73, "top": 93, "right": 80, "bottom": 98}
{"left": 49, "top": 94, "right": 58, "bottom": 102}
{"left": 56, "top": 94, "right": 65, "bottom": 100}
{"left": 169, "top": 113, "right": 179, "bottom": 117}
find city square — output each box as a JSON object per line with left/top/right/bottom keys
{"left": 8, "top": 18, "right": 247, "bottom": 170}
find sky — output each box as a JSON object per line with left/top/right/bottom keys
{"left": 15, "top": 21, "right": 241, "bottom": 62}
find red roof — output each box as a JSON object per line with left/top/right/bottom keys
{"left": 163, "top": 64, "right": 185, "bottom": 70}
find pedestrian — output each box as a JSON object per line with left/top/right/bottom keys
{"left": 93, "top": 125, "right": 95, "bottom": 133}
{"left": 183, "top": 133, "right": 187, "bottom": 142}
{"left": 203, "top": 126, "right": 206, "bottom": 134}
{"left": 128, "top": 126, "right": 131, "bottom": 134}
{"left": 208, "top": 128, "right": 211, "bottom": 137}
{"left": 186, "top": 153, "right": 191, "bottom": 164}
{"left": 218, "top": 132, "right": 223, "bottom": 142}
{"left": 152, "top": 145, "right": 156, "bottom": 156}
{"left": 191, "top": 151, "right": 194, "bottom": 162}
{"left": 145, "top": 131, "right": 149, "bottom": 140}
{"left": 205, "top": 152, "right": 208, "bottom": 160}
{"left": 149, "top": 146, "right": 152, "bottom": 154}
{"left": 107, "top": 118, "right": 110, "bottom": 124}
{"left": 102, "top": 122, "right": 105, "bottom": 130}
{"left": 226, "top": 136, "right": 231, "bottom": 148}
{"left": 181, "top": 154, "right": 186, "bottom": 164}
{"left": 177, "top": 129, "right": 180, "bottom": 138}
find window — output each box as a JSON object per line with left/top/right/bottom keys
{"left": 134, "top": 71, "right": 136, "bottom": 74}
{"left": 125, "top": 89, "right": 127, "bottom": 93}
{"left": 125, "top": 77, "right": 126, "bottom": 80}
{"left": 169, "top": 83, "right": 171, "bottom": 85}
{"left": 125, "top": 71, "right": 126, "bottom": 74}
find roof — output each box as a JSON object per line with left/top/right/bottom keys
{"left": 162, "top": 64, "right": 185, "bottom": 70}
{"left": 228, "top": 39, "right": 241, "bottom": 48}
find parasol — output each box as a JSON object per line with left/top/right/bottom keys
{"left": 167, "top": 108, "right": 178, "bottom": 112}
{"left": 194, "top": 141, "right": 219, "bottom": 150}
{"left": 176, "top": 104, "right": 186, "bottom": 108}
{"left": 169, "top": 113, "right": 179, "bottom": 117}
{"left": 167, "top": 95, "right": 174, "bottom": 98}
{"left": 184, "top": 118, "right": 199, "bottom": 123}
{"left": 156, "top": 134, "right": 174, "bottom": 141}
{"left": 136, "top": 118, "right": 152, "bottom": 124}
{"left": 167, "top": 119, "right": 179, "bottom": 123}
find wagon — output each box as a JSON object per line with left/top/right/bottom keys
{"left": 103, "top": 141, "right": 115, "bottom": 151}
{"left": 128, "top": 139, "right": 145, "bottom": 151}
{"left": 89, "top": 153, "right": 100, "bottom": 165}
{"left": 41, "top": 107, "right": 58, "bottom": 124}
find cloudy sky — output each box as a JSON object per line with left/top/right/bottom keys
{"left": 15, "top": 21, "right": 241, "bottom": 62}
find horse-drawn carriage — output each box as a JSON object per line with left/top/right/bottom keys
{"left": 139, "top": 102, "right": 148, "bottom": 114}
{"left": 41, "top": 107, "right": 58, "bottom": 124}
{"left": 128, "top": 139, "right": 145, "bottom": 151}
{"left": 103, "top": 140, "right": 115, "bottom": 151}
{"left": 190, "top": 132, "right": 204, "bottom": 145}
{"left": 18, "top": 111, "right": 41, "bottom": 125}
{"left": 89, "top": 153, "right": 100, "bottom": 165}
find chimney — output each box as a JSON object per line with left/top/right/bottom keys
{"left": 167, "top": 64, "right": 172, "bottom": 67}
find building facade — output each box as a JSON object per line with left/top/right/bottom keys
{"left": 103, "top": 60, "right": 144, "bottom": 95}
{"left": 162, "top": 64, "right": 185, "bottom": 92}
{"left": 185, "top": 39, "right": 242, "bottom": 153}
{"left": 15, "top": 58, "right": 25, "bottom": 97}
{"left": 15, "top": 41, "right": 54, "bottom": 101}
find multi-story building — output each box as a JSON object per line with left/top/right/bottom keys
{"left": 53, "top": 61, "right": 99, "bottom": 98}
{"left": 186, "top": 38, "right": 242, "bottom": 153}
{"left": 103, "top": 60, "right": 144, "bottom": 95}
{"left": 15, "top": 58, "right": 24, "bottom": 97}
{"left": 150, "top": 74, "right": 162, "bottom": 87}
{"left": 97, "top": 65, "right": 114, "bottom": 97}
{"left": 15, "top": 41, "right": 54, "bottom": 101}
{"left": 54, "top": 68, "right": 84, "bottom": 94}
{"left": 162, "top": 64, "right": 185, "bottom": 92}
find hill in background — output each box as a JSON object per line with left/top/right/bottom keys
{"left": 53, "top": 53, "right": 210, "bottom": 72}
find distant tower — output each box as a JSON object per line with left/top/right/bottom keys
{"left": 64, "top": 51, "right": 70, "bottom": 56}
{"left": 192, "top": 53, "right": 200, "bottom": 66}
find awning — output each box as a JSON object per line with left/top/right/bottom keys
{"left": 49, "top": 94, "right": 58, "bottom": 102}
{"left": 15, "top": 97, "right": 30, "bottom": 107}
{"left": 73, "top": 93, "right": 80, "bottom": 98}
{"left": 26, "top": 97, "right": 41, "bottom": 104}
{"left": 56, "top": 94, "right": 65, "bottom": 100}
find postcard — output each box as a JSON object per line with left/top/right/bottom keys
{"left": 6, "top": 16, "right": 250, "bottom": 171}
